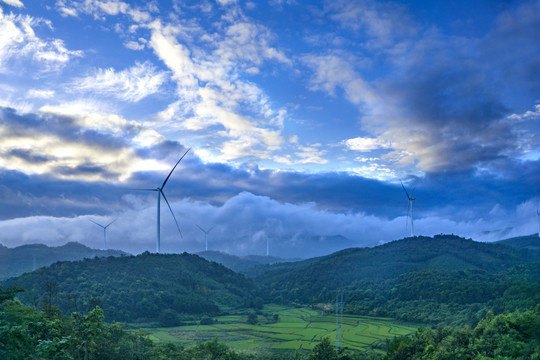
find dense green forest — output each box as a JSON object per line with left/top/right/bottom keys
{"left": 2, "top": 285, "right": 539, "bottom": 359}
{"left": 0, "top": 241, "right": 127, "bottom": 280}
{"left": 2, "top": 252, "right": 259, "bottom": 324}
{"left": 255, "top": 235, "right": 540, "bottom": 326}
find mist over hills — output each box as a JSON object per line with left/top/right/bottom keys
{"left": 196, "top": 250, "right": 299, "bottom": 274}
{"left": 0, "top": 241, "right": 128, "bottom": 280}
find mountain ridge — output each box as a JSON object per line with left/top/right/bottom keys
{"left": 0, "top": 241, "right": 128, "bottom": 280}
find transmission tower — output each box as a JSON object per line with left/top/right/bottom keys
{"left": 335, "top": 292, "right": 344, "bottom": 351}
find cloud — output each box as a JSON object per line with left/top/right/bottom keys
{"left": 344, "top": 137, "right": 391, "bottom": 152}
{"left": 27, "top": 89, "right": 55, "bottom": 99}
{"left": 0, "top": 106, "right": 175, "bottom": 182}
{"left": 348, "top": 164, "right": 396, "bottom": 181}
{"left": 0, "top": 8, "right": 82, "bottom": 73}
{"left": 1, "top": 0, "right": 24, "bottom": 8}
{"left": 1, "top": 191, "right": 538, "bottom": 257}
{"left": 294, "top": 145, "right": 328, "bottom": 164}
{"left": 146, "top": 16, "right": 289, "bottom": 162}
{"left": 214, "top": 21, "right": 290, "bottom": 68}
{"left": 305, "top": 1, "right": 540, "bottom": 176}
{"left": 71, "top": 61, "right": 169, "bottom": 102}
{"left": 302, "top": 53, "right": 378, "bottom": 107}
{"left": 325, "top": 0, "right": 419, "bottom": 49}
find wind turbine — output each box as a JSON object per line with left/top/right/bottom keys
{"left": 196, "top": 224, "right": 214, "bottom": 251}
{"left": 401, "top": 181, "right": 415, "bottom": 237}
{"left": 89, "top": 218, "right": 116, "bottom": 250}
{"left": 136, "top": 148, "right": 190, "bottom": 253}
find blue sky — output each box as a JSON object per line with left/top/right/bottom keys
{"left": 0, "top": 0, "right": 539, "bottom": 257}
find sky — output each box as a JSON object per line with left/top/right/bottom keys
{"left": 0, "top": 0, "right": 539, "bottom": 257}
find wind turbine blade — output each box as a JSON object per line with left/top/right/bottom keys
{"left": 89, "top": 219, "right": 105, "bottom": 229}
{"left": 400, "top": 181, "right": 411, "bottom": 200}
{"left": 130, "top": 188, "right": 158, "bottom": 191}
{"left": 161, "top": 191, "right": 183, "bottom": 239}
{"left": 208, "top": 226, "right": 215, "bottom": 234}
{"left": 196, "top": 224, "right": 205, "bottom": 233}
{"left": 104, "top": 219, "right": 117, "bottom": 228}
{"left": 161, "top": 148, "right": 191, "bottom": 190}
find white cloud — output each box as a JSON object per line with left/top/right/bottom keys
{"left": 214, "top": 22, "right": 290, "bottom": 69}
{"left": 147, "top": 18, "right": 288, "bottom": 161}
{"left": 344, "top": 136, "right": 392, "bottom": 152}
{"left": 302, "top": 54, "right": 378, "bottom": 107}
{"left": 217, "top": 0, "right": 238, "bottom": 6}
{"left": 71, "top": 61, "right": 168, "bottom": 102}
{"left": 294, "top": 145, "right": 328, "bottom": 164}
{"left": 0, "top": 8, "right": 82, "bottom": 73}
{"left": 347, "top": 163, "right": 396, "bottom": 181}
{"left": 124, "top": 40, "right": 145, "bottom": 50}
{"left": 2, "top": 192, "right": 537, "bottom": 256}
{"left": 27, "top": 89, "right": 55, "bottom": 99}
{"left": 1, "top": 0, "right": 24, "bottom": 8}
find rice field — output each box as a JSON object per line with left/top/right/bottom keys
{"left": 143, "top": 305, "right": 418, "bottom": 354}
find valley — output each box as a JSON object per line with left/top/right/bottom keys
{"left": 143, "top": 304, "right": 418, "bottom": 354}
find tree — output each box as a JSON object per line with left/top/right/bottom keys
{"left": 307, "top": 337, "right": 339, "bottom": 360}
{"left": 247, "top": 312, "right": 258, "bottom": 325}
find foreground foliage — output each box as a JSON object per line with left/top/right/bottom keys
{"left": 384, "top": 307, "right": 540, "bottom": 359}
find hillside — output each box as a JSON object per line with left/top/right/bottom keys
{"left": 2, "top": 252, "right": 257, "bottom": 324}
{"left": 256, "top": 235, "right": 540, "bottom": 326}
{"left": 196, "top": 250, "right": 298, "bottom": 274}
{"left": 497, "top": 233, "right": 540, "bottom": 251}
{"left": 0, "top": 242, "right": 128, "bottom": 280}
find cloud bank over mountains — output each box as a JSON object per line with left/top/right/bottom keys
{"left": 0, "top": 0, "right": 539, "bottom": 256}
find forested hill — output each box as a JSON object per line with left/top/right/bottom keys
{"left": 497, "top": 233, "right": 540, "bottom": 251}
{"left": 256, "top": 235, "right": 540, "bottom": 326}
{"left": 196, "top": 250, "right": 298, "bottom": 274}
{"left": 0, "top": 241, "right": 128, "bottom": 280}
{"left": 256, "top": 234, "right": 533, "bottom": 285}
{"left": 2, "top": 252, "right": 257, "bottom": 324}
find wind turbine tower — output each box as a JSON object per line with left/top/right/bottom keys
{"left": 401, "top": 181, "right": 416, "bottom": 237}
{"left": 196, "top": 225, "right": 214, "bottom": 251}
{"left": 537, "top": 207, "right": 540, "bottom": 238}
{"left": 136, "top": 148, "right": 190, "bottom": 253}
{"left": 89, "top": 219, "right": 116, "bottom": 250}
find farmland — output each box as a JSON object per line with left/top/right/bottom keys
{"left": 144, "top": 305, "right": 417, "bottom": 355}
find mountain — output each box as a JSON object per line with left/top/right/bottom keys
{"left": 196, "top": 250, "right": 298, "bottom": 274}
{"left": 255, "top": 234, "right": 540, "bottom": 326}
{"left": 1, "top": 252, "right": 257, "bottom": 324}
{"left": 497, "top": 233, "right": 540, "bottom": 251}
{"left": 0, "top": 242, "right": 128, "bottom": 280}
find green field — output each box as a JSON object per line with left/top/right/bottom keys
{"left": 143, "top": 305, "right": 418, "bottom": 355}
